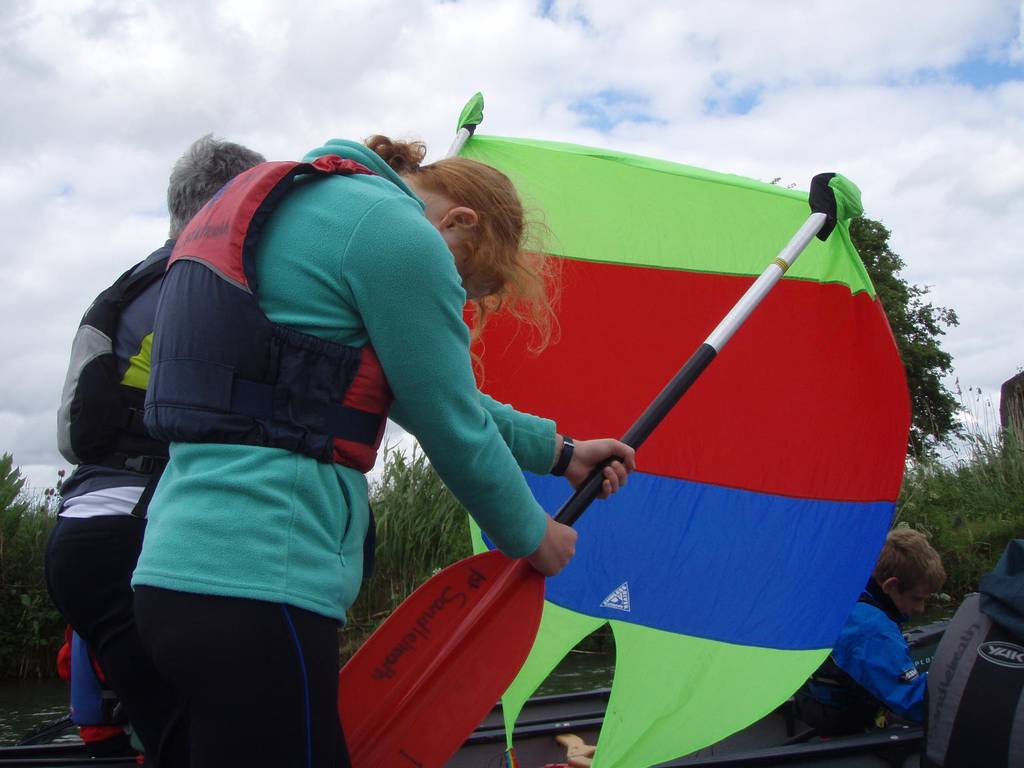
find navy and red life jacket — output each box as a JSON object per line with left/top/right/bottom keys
{"left": 56, "top": 628, "right": 131, "bottom": 753}
{"left": 144, "top": 156, "right": 392, "bottom": 472}
{"left": 68, "top": 631, "right": 121, "bottom": 726}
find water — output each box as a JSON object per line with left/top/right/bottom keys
{"left": 912, "top": 602, "right": 956, "bottom": 627}
{"left": 537, "top": 649, "right": 615, "bottom": 695}
{"left": 0, "top": 677, "right": 74, "bottom": 746}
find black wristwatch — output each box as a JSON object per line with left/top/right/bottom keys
{"left": 551, "top": 436, "right": 575, "bottom": 476}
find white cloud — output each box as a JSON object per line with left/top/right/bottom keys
{"left": 2, "top": 0, "right": 1022, "bottom": 485}
{"left": 1013, "top": 0, "right": 1024, "bottom": 62}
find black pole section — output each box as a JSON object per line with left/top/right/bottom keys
{"left": 554, "top": 343, "right": 718, "bottom": 526}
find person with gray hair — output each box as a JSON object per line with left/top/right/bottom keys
{"left": 46, "top": 135, "right": 264, "bottom": 760}
{"left": 167, "top": 134, "right": 265, "bottom": 237}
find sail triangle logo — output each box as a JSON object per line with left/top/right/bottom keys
{"left": 600, "top": 582, "right": 631, "bottom": 612}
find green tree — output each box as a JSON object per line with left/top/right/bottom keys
{"left": 850, "top": 217, "right": 960, "bottom": 455}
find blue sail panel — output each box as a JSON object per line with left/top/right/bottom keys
{"left": 522, "top": 472, "right": 893, "bottom": 650}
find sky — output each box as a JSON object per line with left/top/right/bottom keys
{"left": 1, "top": 0, "right": 1022, "bottom": 491}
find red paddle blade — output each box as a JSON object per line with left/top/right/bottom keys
{"left": 340, "top": 549, "right": 545, "bottom": 767}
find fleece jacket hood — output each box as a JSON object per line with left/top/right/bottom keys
{"left": 302, "top": 139, "right": 420, "bottom": 202}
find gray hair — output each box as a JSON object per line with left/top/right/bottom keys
{"left": 167, "top": 135, "right": 265, "bottom": 238}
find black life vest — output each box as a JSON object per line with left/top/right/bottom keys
{"left": 57, "top": 248, "right": 171, "bottom": 472}
{"left": 923, "top": 593, "right": 1024, "bottom": 768}
{"left": 797, "top": 650, "right": 885, "bottom": 736}
{"left": 144, "top": 156, "right": 392, "bottom": 472}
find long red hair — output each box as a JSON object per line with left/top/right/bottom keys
{"left": 366, "top": 135, "right": 559, "bottom": 358}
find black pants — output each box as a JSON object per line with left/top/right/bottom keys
{"left": 134, "top": 586, "right": 350, "bottom": 768}
{"left": 44, "top": 515, "right": 177, "bottom": 757}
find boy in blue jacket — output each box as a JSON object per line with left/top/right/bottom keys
{"left": 795, "top": 527, "right": 946, "bottom": 735}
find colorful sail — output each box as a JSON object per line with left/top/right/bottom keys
{"left": 461, "top": 132, "right": 909, "bottom": 766}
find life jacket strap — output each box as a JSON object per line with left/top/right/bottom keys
{"left": 231, "top": 379, "right": 384, "bottom": 446}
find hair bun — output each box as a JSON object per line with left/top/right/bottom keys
{"left": 365, "top": 135, "right": 426, "bottom": 174}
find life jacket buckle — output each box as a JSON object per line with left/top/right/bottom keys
{"left": 123, "top": 455, "right": 159, "bottom": 474}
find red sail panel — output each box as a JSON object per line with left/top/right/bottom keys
{"left": 475, "top": 259, "right": 910, "bottom": 503}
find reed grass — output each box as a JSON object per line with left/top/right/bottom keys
{"left": 897, "top": 413, "right": 1024, "bottom": 598}
{"left": 341, "top": 447, "right": 473, "bottom": 659}
{"left": 0, "top": 455, "right": 63, "bottom": 679}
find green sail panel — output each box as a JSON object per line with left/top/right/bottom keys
{"left": 459, "top": 136, "right": 875, "bottom": 297}
{"left": 597, "top": 623, "right": 828, "bottom": 767}
{"left": 500, "top": 602, "right": 607, "bottom": 741}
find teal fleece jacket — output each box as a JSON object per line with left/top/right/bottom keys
{"left": 132, "top": 140, "right": 555, "bottom": 620}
